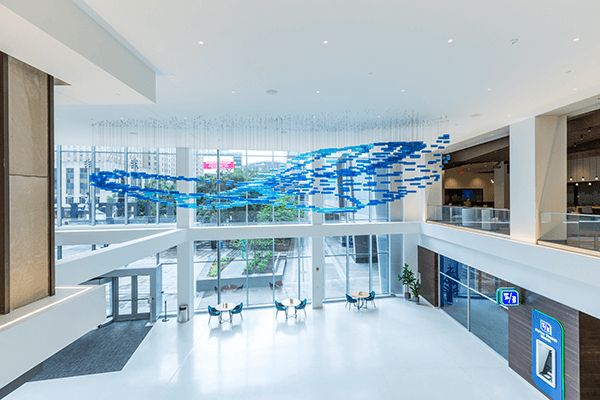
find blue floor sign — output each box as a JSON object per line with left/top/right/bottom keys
{"left": 531, "top": 309, "right": 564, "bottom": 400}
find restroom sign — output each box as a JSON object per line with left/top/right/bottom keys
{"left": 496, "top": 288, "right": 520, "bottom": 306}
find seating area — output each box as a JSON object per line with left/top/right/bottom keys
{"left": 346, "top": 291, "right": 376, "bottom": 310}
{"left": 208, "top": 302, "right": 244, "bottom": 325}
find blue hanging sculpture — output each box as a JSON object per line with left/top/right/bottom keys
{"left": 90, "top": 134, "right": 450, "bottom": 214}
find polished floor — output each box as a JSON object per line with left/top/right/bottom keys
{"left": 8, "top": 298, "right": 547, "bottom": 400}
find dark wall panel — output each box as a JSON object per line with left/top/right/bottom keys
{"left": 508, "top": 290, "right": 580, "bottom": 400}
{"left": 417, "top": 246, "right": 438, "bottom": 306}
{"left": 579, "top": 312, "right": 600, "bottom": 399}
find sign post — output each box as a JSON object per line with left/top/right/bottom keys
{"left": 531, "top": 309, "right": 564, "bottom": 400}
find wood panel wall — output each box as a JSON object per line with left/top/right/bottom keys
{"left": 417, "top": 246, "right": 438, "bottom": 306}
{"left": 578, "top": 312, "right": 600, "bottom": 399}
{"left": 0, "top": 52, "right": 54, "bottom": 314}
{"left": 508, "top": 290, "right": 580, "bottom": 400}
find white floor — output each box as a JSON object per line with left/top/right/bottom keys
{"left": 8, "top": 298, "right": 547, "bottom": 400}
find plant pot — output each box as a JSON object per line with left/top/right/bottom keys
{"left": 404, "top": 292, "right": 411, "bottom": 300}
{"left": 413, "top": 296, "right": 420, "bottom": 304}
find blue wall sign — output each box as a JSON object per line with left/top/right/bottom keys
{"left": 496, "top": 288, "right": 519, "bottom": 306}
{"left": 531, "top": 309, "right": 564, "bottom": 400}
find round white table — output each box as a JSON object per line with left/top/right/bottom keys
{"left": 215, "top": 302, "right": 236, "bottom": 323}
{"left": 280, "top": 298, "right": 300, "bottom": 318}
{"left": 351, "top": 291, "right": 370, "bottom": 309}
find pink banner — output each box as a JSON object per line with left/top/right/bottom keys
{"left": 203, "top": 161, "right": 234, "bottom": 170}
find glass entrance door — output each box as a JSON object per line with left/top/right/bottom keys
{"left": 114, "top": 275, "right": 151, "bottom": 321}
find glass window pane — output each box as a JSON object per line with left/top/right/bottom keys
{"left": 118, "top": 276, "right": 132, "bottom": 315}
{"left": 470, "top": 294, "right": 509, "bottom": 359}
{"left": 194, "top": 240, "right": 219, "bottom": 310}
{"left": 470, "top": 268, "right": 511, "bottom": 298}
{"left": 324, "top": 255, "right": 346, "bottom": 299}
{"left": 440, "top": 274, "right": 468, "bottom": 328}
{"left": 137, "top": 275, "right": 151, "bottom": 314}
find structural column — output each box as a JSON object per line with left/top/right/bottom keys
{"left": 493, "top": 161, "right": 509, "bottom": 209}
{"left": 176, "top": 147, "right": 194, "bottom": 321}
{"left": 510, "top": 116, "right": 567, "bottom": 243}
{"left": 311, "top": 159, "right": 323, "bottom": 309}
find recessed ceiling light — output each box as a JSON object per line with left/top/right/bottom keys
{"left": 507, "top": 114, "right": 510, "bottom": 117}
{"left": 266, "top": 89, "right": 278, "bottom": 95}
{"left": 509, "top": 38, "right": 518, "bottom": 45}
{"left": 447, "top": 39, "right": 453, "bottom": 43}
{"left": 368, "top": 72, "right": 373, "bottom": 75}
{"left": 573, "top": 38, "right": 580, "bottom": 42}
{"left": 401, "top": 89, "right": 405, "bottom": 92}
{"left": 199, "top": 41, "right": 204, "bottom": 45}
{"left": 231, "top": 91, "right": 235, "bottom": 94}
{"left": 115, "top": 93, "right": 121, "bottom": 96}
{"left": 323, "top": 40, "right": 328, "bottom": 44}
{"left": 316, "top": 91, "right": 320, "bottom": 94}
{"left": 377, "top": 115, "right": 380, "bottom": 118}
{"left": 487, "top": 88, "right": 491, "bottom": 91}
{"left": 313, "top": 116, "right": 316, "bottom": 118}
{"left": 566, "top": 70, "right": 571, "bottom": 73}
{"left": 470, "top": 114, "right": 481, "bottom": 118}
{"left": 574, "top": 88, "right": 578, "bottom": 90}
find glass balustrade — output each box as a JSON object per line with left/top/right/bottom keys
{"left": 539, "top": 212, "right": 600, "bottom": 252}
{"left": 427, "top": 205, "right": 510, "bottom": 235}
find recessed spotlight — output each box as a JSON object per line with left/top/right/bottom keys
{"left": 588, "top": 127, "right": 592, "bottom": 133}
{"left": 231, "top": 91, "right": 235, "bottom": 94}
{"left": 569, "top": 177, "right": 573, "bottom": 181}
{"left": 184, "top": 117, "right": 187, "bottom": 119}
{"left": 574, "top": 88, "right": 578, "bottom": 90}
{"left": 377, "top": 115, "right": 380, "bottom": 118}
{"left": 447, "top": 39, "right": 453, "bottom": 43}
{"left": 576, "top": 183, "right": 579, "bottom": 186}
{"left": 582, "top": 177, "right": 585, "bottom": 181}
{"left": 508, "top": 114, "right": 510, "bottom": 117}
{"left": 509, "top": 38, "right": 518, "bottom": 45}
{"left": 573, "top": 38, "right": 580, "bottom": 42}
{"left": 566, "top": 70, "right": 571, "bottom": 74}
{"left": 595, "top": 176, "right": 598, "bottom": 180}
{"left": 323, "top": 40, "right": 328, "bottom": 44}
{"left": 199, "top": 41, "right": 204, "bottom": 45}
{"left": 487, "top": 88, "right": 491, "bottom": 91}
{"left": 401, "top": 89, "right": 405, "bottom": 92}
{"left": 589, "top": 182, "right": 592, "bottom": 186}
{"left": 316, "top": 91, "right": 320, "bottom": 94}
{"left": 266, "top": 89, "right": 278, "bottom": 95}
{"left": 313, "top": 116, "right": 316, "bottom": 118}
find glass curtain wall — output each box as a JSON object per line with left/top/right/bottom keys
{"left": 323, "top": 234, "right": 390, "bottom": 300}
{"left": 194, "top": 237, "right": 312, "bottom": 311}
{"left": 439, "top": 255, "right": 510, "bottom": 359}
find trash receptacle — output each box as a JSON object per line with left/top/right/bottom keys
{"left": 178, "top": 304, "right": 189, "bottom": 323}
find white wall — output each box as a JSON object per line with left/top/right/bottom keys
{"left": 0, "top": 286, "right": 105, "bottom": 388}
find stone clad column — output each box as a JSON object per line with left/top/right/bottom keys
{"left": 0, "top": 53, "right": 55, "bottom": 314}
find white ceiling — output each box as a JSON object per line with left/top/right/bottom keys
{"left": 55, "top": 0, "right": 600, "bottom": 144}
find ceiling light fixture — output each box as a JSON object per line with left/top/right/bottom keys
{"left": 569, "top": 177, "right": 573, "bottom": 181}
{"left": 596, "top": 176, "right": 599, "bottom": 180}
{"left": 401, "top": 89, "right": 405, "bottom": 92}
{"left": 582, "top": 176, "right": 585, "bottom": 181}
{"left": 316, "top": 91, "right": 320, "bottom": 93}
{"left": 589, "top": 182, "right": 592, "bottom": 186}
{"left": 323, "top": 40, "right": 328, "bottom": 44}
{"left": 491, "top": 179, "right": 494, "bottom": 184}
{"left": 573, "top": 38, "right": 580, "bottom": 42}
{"left": 448, "top": 39, "right": 453, "bottom": 43}
{"left": 231, "top": 91, "right": 235, "bottom": 94}
{"left": 574, "top": 88, "right": 578, "bottom": 90}
{"left": 576, "top": 183, "right": 579, "bottom": 186}
{"left": 487, "top": 88, "right": 491, "bottom": 91}
{"left": 509, "top": 38, "right": 518, "bottom": 45}
{"left": 566, "top": 70, "right": 571, "bottom": 74}
{"left": 580, "top": 134, "right": 584, "bottom": 140}
{"left": 266, "top": 89, "right": 278, "bottom": 95}
{"left": 588, "top": 127, "right": 592, "bottom": 133}
{"left": 198, "top": 41, "right": 204, "bottom": 45}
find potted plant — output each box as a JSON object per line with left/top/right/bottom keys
{"left": 398, "top": 263, "right": 415, "bottom": 300}
{"left": 410, "top": 279, "right": 423, "bottom": 304}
